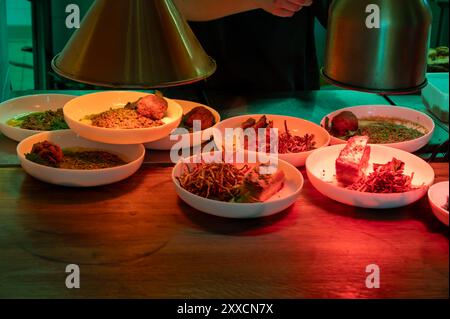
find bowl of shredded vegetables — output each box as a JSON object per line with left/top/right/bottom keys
{"left": 213, "top": 114, "right": 330, "bottom": 167}
{"left": 172, "top": 152, "right": 304, "bottom": 218}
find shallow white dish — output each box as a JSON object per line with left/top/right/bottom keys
{"left": 144, "top": 100, "right": 220, "bottom": 150}
{"left": 63, "top": 91, "right": 183, "bottom": 145}
{"left": 428, "top": 181, "right": 449, "bottom": 226}
{"left": 17, "top": 130, "right": 145, "bottom": 187}
{"left": 306, "top": 144, "right": 435, "bottom": 209}
{"left": 320, "top": 105, "right": 435, "bottom": 153}
{"left": 213, "top": 114, "right": 330, "bottom": 167}
{"left": 0, "top": 94, "right": 76, "bottom": 142}
{"left": 172, "top": 153, "right": 304, "bottom": 218}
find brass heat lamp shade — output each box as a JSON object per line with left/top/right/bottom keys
{"left": 52, "top": 0, "right": 216, "bottom": 88}
{"left": 322, "top": 0, "right": 432, "bottom": 94}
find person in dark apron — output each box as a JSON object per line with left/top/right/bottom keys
{"left": 174, "top": 0, "right": 331, "bottom": 93}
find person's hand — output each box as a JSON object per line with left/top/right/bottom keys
{"left": 254, "top": 0, "right": 313, "bottom": 17}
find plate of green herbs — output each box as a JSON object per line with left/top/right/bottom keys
{"left": 320, "top": 105, "right": 435, "bottom": 153}
{"left": 0, "top": 94, "right": 76, "bottom": 142}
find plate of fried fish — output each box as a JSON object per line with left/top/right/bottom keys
{"left": 172, "top": 152, "right": 304, "bottom": 218}
{"left": 306, "top": 135, "right": 434, "bottom": 209}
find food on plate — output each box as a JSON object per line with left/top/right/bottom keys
{"left": 7, "top": 108, "right": 69, "bottom": 131}
{"left": 241, "top": 115, "right": 272, "bottom": 130}
{"left": 328, "top": 111, "right": 359, "bottom": 137}
{"left": 180, "top": 106, "right": 215, "bottom": 131}
{"left": 347, "top": 158, "right": 419, "bottom": 193}
{"left": 335, "top": 135, "right": 371, "bottom": 186}
{"left": 25, "top": 140, "right": 127, "bottom": 169}
{"left": 427, "top": 46, "right": 449, "bottom": 72}
{"left": 177, "top": 162, "right": 285, "bottom": 203}
{"left": 334, "top": 137, "right": 422, "bottom": 193}
{"left": 443, "top": 197, "right": 449, "bottom": 211}
{"left": 83, "top": 93, "right": 167, "bottom": 129}
{"left": 86, "top": 108, "right": 163, "bottom": 129}
{"left": 178, "top": 163, "right": 248, "bottom": 202}
{"left": 278, "top": 121, "right": 316, "bottom": 153}
{"left": 26, "top": 140, "right": 64, "bottom": 166}
{"left": 240, "top": 115, "right": 316, "bottom": 154}
{"left": 239, "top": 166, "right": 285, "bottom": 202}
{"left": 131, "top": 94, "right": 168, "bottom": 120}
{"left": 325, "top": 111, "right": 427, "bottom": 144}
{"left": 239, "top": 115, "right": 275, "bottom": 153}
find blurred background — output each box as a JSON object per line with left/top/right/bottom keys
{"left": 0, "top": 0, "right": 448, "bottom": 101}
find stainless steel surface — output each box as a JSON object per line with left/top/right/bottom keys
{"left": 323, "top": 0, "right": 432, "bottom": 93}
{"left": 52, "top": 0, "right": 216, "bottom": 88}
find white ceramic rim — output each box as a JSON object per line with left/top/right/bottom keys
{"left": 172, "top": 153, "right": 304, "bottom": 206}
{"left": 63, "top": 91, "right": 182, "bottom": 133}
{"left": 17, "top": 131, "right": 146, "bottom": 173}
{"left": 319, "top": 104, "right": 435, "bottom": 145}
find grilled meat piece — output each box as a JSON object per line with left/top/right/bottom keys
{"left": 183, "top": 106, "right": 215, "bottom": 130}
{"left": 28, "top": 140, "right": 63, "bottom": 166}
{"left": 335, "top": 135, "right": 371, "bottom": 186}
{"left": 124, "top": 94, "right": 168, "bottom": 120}
{"left": 241, "top": 117, "right": 256, "bottom": 129}
{"left": 237, "top": 166, "right": 285, "bottom": 202}
{"left": 254, "top": 115, "right": 272, "bottom": 129}
{"left": 136, "top": 94, "right": 168, "bottom": 120}
{"left": 331, "top": 111, "right": 359, "bottom": 137}
{"left": 240, "top": 116, "right": 274, "bottom": 152}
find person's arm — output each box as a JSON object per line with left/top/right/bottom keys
{"left": 173, "top": 0, "right": 313, "bottom": 21}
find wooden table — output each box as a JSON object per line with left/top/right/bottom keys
{"left": 0, "top": 163, "right": 448, "bottom": 299}
{"left": 0, "top": 89, "right": 448, "bottom": 298}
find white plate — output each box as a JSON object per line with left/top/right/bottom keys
{"left": 428, "top": 181, "right": 449, "bottom": 226}
{"left": 0, "top": 94, "right": 76, "bottom": 142}
{"left": 144, "top": 100, "right": 220, "bottom": 150}
{"left": 63, "top": 91, "right": 183, "bottom": 144}
{"left": 172, "top": 153, "right": 304, "bottom": 218}
{"left": 306, "top": 144, "right": 435, "bottom": 209}
{"left": 213, "top": 114, "right": 330, "bottom": 167}
{"left": 17, "top": 130, "right": 145, "bottom": 187}
{"left": 320, "top": 105, "right": 435, "bottom": 153}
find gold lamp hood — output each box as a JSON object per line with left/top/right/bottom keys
{"left": 52, "top": 0, "right": 216, "bottom": 88}
{"left": 322, "top": 0, "right": 432, "bottom": 94}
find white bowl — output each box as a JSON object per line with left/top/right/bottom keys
{"left": 320, "top": 105, "right": 435, "bottom": 153}
{"left": 306, "top": 144, "right": 435, "bottom": 209}
{"left": 17, "top": 130, "right": 145, "bottom": 187}
{"left": 144, "top": 100, "right": 220, "bottom": 150}
{"left": 0, "top": 94, "right": 76, "bottom": 142}
{"left": 172, "top": 153, "right": 304, "bottom": 218}
{"left": 213, "top": 114, "right": 330, "bottom": 167}
{"left": 428, "top": 181, "right": 449, "bottom": 226}
{"left": 63, "top": 91, "right": 183, "bottom": 145}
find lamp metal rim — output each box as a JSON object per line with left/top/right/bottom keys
{"left": 321, "top": 69, "right": 428, "bottom": 95}
{"left": 51, "top": 54, "right": 217, "bottom": 89}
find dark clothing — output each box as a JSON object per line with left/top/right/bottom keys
{"left": 189, "top": 1, "right": 330, "bottom": 93}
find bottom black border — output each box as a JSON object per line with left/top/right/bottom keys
{"left": 1, "top": 299, "right": 448, "bottom": 318}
